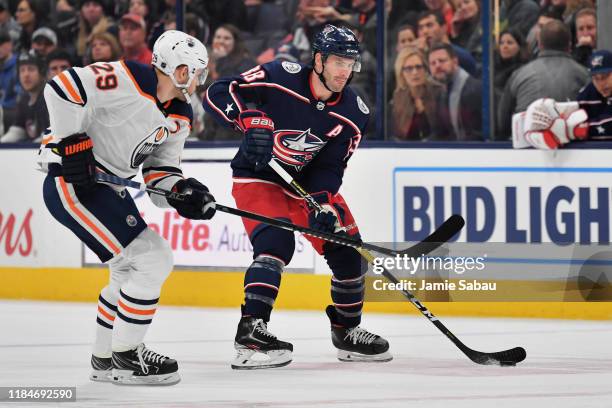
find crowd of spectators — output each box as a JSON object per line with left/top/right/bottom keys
{"left": 0, "top": 0, "right": 605, "bottom": 143}
{"left": 391, "top": 0, "right": 603, "bottom": 142}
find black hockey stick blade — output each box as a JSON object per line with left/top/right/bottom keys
{"left": 463, "top": 345, "right": 527, "bottom": 366}
{"left": 391, "top": 214, "right": 465, "bottom": 257}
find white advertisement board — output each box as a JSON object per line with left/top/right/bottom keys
{"left": 0, "top": 149, "right": 81, "bottom": 268}
{"left": 3, "top": 147, "right": 612, "bottom": 270}
{"left": 83, "top": 161, "right": 316, "bottom": 270}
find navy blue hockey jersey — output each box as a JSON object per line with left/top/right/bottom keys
{"left": 202, "top": 60, "right": 369, "bottom": 194}
{"left": 577, "top": 83, "right": 612, "bottom": 138}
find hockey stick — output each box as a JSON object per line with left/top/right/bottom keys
{"left": 268, "top": 160, "right": 527, "bottom": 366}
{"left": 94, "top": 172, "right": 461, "bottom": 258}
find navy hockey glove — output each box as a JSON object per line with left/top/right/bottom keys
{"left": 168, "top": 178, "right": 216, "bottom": 220}
{"left": 307, "top": 192, "right": 344, "bottom": 234}
{"left": 57, "top": 133, "right": 97, "bottom": 188}
{"left": 238, "top": 110, "right": 274, "bottom": 172}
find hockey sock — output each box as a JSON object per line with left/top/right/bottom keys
{"left": 243, "top": 255, "right": 284, "bottom": 321}
{"left": 92, "top": 286, "right": 118, "bottom": 358}
{"left": 330, "top": 274, "right": 365, "bottom": 327}
{"left": 326, "top": 245, "right": 367, "bottom": 327}
{"left": 112, "top": 287, "right": 159, "bottom": 352}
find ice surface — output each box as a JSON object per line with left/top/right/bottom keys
{"left": 1, "top": 300, "right": 611, "bottom": 408}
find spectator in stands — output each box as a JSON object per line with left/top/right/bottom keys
{"left": 450, "top": 0, "right": 482, "bottom": 63}
{"left": 416, "top": 10, "right": 479, "bottom": 77}
{"left": 503, "top": 0, "right": 540, "bottom": 39}
{"left": 202, "top": 0, "right": 248, "bottom": 36}
{"left": 572, "top": 8, "right": 596, "bottom": 67}
{"left": 209, "top": 24, "right": 255, "bottom": 80}
{"left": 128, "top": 0, "right": 158, "bottom": 37}
{"left": 526, "top": 4, "right": 564, "bottom": 57}
{"left": 76, "top": 0, "right": 112, "bottom": 62}
{"left": 30, "top": 27, "right": 57, "bottom": 58}
{"left": 202, "top": 24, "right": 256, "bottom": 141}
{"left": 45, "top": 48, "right": 72, "bottom": 80}
{"left": 274, "top": 43, "right": 301, "bottom": 63}
{"left": 0, "top": 29, "right": 20, "bottom": 132}
{"left": 15, "top": 0, "right": 50, "bottom": 53}
{"left": 0, "top": 51, "right": 48, "bottom": 142}
{"left": 88, "top": 31, "right": 121, "bottom": 63}
{"left": 494, "top": 29, "right": 528, "bottom": 97}
{"left": 563, "top": 0, "right": 593, "bottom": 21}
{"left": 395, "top": 23, "right": 417, "bottom": 53}
{"left": 0, "top": 0, "right": 21, "bottom": 44}
{"left": 391, "top": 47, "right": 446, "bottom": 140}
{"left": 497, "top": 20, "right": 589, "bottom": 139}
{"left": 428, "top": 42, "right": 482, "bottom": 140}
{"left": 577, "top": 50, "right": 612, "bottom": 139}
{"left": 119, "top": 13, "right": 152, "bottom": 65}
{"left": 423, "top": 0, "right": 454, "bottom": 36}
{"left": 301, "top": 0, "right": 377, "bottom": 56}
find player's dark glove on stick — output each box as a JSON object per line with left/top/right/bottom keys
{"left": 307, "top": 191, "right": 344, "bottom": 234}
{"left": 57, "top": 133, "right": 97, "bottom": 188}
{"left": 169, "top": 178, "right": 216, "bottom": 220}
{"left": 238, "top": 110, "right": 274, "bottom": 172}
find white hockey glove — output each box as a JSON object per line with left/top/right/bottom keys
{"left": 520, "top": 98, "right": 588, "bottom": 150}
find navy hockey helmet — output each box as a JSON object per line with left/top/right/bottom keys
{"left": 312, "top": 24, "right": 362, "bottom": 72}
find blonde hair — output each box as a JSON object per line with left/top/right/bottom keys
{"left": 394, "top": 47, "right": 427, "bottom": 91}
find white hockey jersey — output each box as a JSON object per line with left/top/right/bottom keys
{"left": 37, "top": 60, "right": 192, "bottom": 207}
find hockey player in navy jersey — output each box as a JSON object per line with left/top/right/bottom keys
{"left": 577, "top": 49, "right": 612, "bottom": 138}
{"left": 514, "top": 49, "right": 612, "bottom": 148}
{"left": 38, "top": 31, "right": 216, "bottom": 385}
{"left": 203, "top": 24, "right": 391, "bottom": 369}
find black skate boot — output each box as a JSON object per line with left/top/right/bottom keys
{"left": 326, "top": 305, "right": 393, "bottom": 362}
{"left": 89, "top": 355, "right": 112, "bottom": 382}
{"left": 232, "top": 311, "right": 293, "bottom": 370}
{"left": 111, "top": 343, "right": 180, "bottom": 385}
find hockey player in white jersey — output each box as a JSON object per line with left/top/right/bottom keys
{"left": 38, "top": 30, "right": 215, "bottom": 386}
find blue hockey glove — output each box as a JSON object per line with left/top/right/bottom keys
{"left": 238, "top": 110, "right": 274, "bottom": 172}
{"left": 307, "top": 192, "right": 344, "bottom": 234}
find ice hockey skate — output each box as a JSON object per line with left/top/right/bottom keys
{"left": 111, "top": 343, "right": 180, "bottom": 385}
{"left": 89, "top": 355, "right": 112, "bottom": 382}
{"left": 232, "top": 313, "right": 293, "bottom": 370}
{"left": 326, "top": 305, "right": 392, "bottom": 362}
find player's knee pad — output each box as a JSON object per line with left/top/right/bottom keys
{"left": 325, "top": 244, "right": 366, "bottom": 281}
{"left": 123, "top": 228, "right": 173, "bottom": 290}
{"left": 106, "top": 255, "right": 132, "bottom": 296}
{"left": 251, "top": 226, "right": 295, "bottom": 265}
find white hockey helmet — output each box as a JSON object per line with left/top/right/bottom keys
{"left": 152, "top": 30, "right": 209, "bottom": 99}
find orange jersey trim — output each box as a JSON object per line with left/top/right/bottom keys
{"left": 58, "top": 178, "right": 121, "bottom": 255}
{"left": 143, "top": 172, "right": 171, "bottom": 184}
{"left": 120, "top": 60, "right": 156, "bottom": 104}
{"left": 57, "top": 72, "right": 83, "bottom": 104}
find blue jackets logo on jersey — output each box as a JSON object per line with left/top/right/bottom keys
{"left": 130, "top": 126, "right": 169, "bottom": 168}
{"left": 273, "top": 129, "right": 326, "bottom": 169}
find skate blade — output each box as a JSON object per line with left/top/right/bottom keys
{"left": 337, "top": 350, "right": 393, "bottom": 362}
{"left": 89, "top": 369, "right": 113, "bottom": 383}
{"left": 231, "top": 348, "right": 293, "bottom": 370}
{"left": 111, "top": 369, "right": 181, "bottom": 386}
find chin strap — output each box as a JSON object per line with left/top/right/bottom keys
{"left": 168, "top": 71, "right": 194, "bottom": 102}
